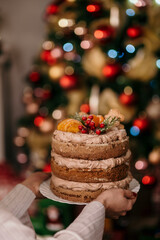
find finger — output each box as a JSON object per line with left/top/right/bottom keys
{"left": 123, "top": 189, "right": 137, "bottom": 199}
{"left": 120, "top": 211, "right": 127, "bottom": 216}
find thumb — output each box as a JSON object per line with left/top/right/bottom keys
{"left": 123, "top": 189, "right": 137, "bottom": 199}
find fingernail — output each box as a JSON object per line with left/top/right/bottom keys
{"left": 132, "top": 192, "right": 137, "bottom": 197}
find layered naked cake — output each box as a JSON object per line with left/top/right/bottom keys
{"left": 50, "top": 109, "right": 133, "bottom": 203}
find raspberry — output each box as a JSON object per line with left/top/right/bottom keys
{"left": 88, "top": 115, "right": 93, "bottom": 120}
{"left": 81, "top": 129, "right": 87, "bottom": 134}
{"left": 78, "top": 125, "right": 83, "bottom": 130}
{"left": 96, "top": 129, "right": 101, "bottom": 135}
{"left": 99, "top": 123, "right": 105, "bottom": 128}
{"left": 82, "top": 116, "right": 87, "bottom": 121}
{"left": 90, "top": 121, "right": 95, "bottom": 127}
{"left": 85, "top": 119, "right": 91, "bottom": 126}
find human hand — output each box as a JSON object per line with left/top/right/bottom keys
{"left": 95, "top": 188, "right": 137, "bottom": 219}
{"left": 22, "top": 172, "right": 51, "bottom": 199}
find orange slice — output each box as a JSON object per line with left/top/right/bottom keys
{"left": 97, "top": 115, "right": 104, "bottom": 124}
{"left": 57, "top": 119, "right": 83, "bottom": 133}
{"left": 88, "top": 114, "right": 99, "bottom": 127}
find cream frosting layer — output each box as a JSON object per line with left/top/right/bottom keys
{"left": 53, "top": 128, "right": 127, "bottom": 145}
{"left": 51, "top": 173, "right": 132, "bottom": 191}
{"left": 51, "top": 150, "right": 131, "bottom": 169}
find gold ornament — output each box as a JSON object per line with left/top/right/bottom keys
{"left": 49, "top": 63, "right": 65, "bottom": 81}
{"left": 39, "top": 118, "right": 54, "bottom": 133}
{"left": 146, "top": 99, "right": 160, "bottom": 121}
{"left": 66, "top": 88, "right": 87, "bottom": 115}
{"left": 149, "top": 147, "right": 160, "bottom": 165}
{"left": 125, "top": 27, "right": 160, "bottom": 82}
{"left": 82, "top": 47, "right": 107, "bottom": 80}
{"left": 99, "top": 88, "right": 137, "bottom": 123}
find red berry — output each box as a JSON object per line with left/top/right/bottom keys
{"left": 88, "top": 115, "right": 93, "bottom": 120}
{"left": 99, "top": 123, "right": 105, "bottom": 128}
{"left": 96, "top": 129, "right": 101, "bottom": 135}
{"left": 78, "top": 125, "right": 83, "bottom": 130}
{"left": 81, "top": 129, "right": 87, "bottom": 134}
{"left": 82, "top": 116, "right": 87, "bottom": 121}
{"left": 91, "top": 126, "right": 95, "bottom": 130}
{"left": 85, "top": 119, "right": 91, "bottom": 126}
{"left": 90, "top": 121, "right": 95, "bottom": 127}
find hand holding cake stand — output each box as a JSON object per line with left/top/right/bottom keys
{"left": 40, "top": 177, "right": 140, "bottom": 205}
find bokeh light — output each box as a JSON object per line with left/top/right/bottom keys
{"left": 126, "top": 44, "right": 135, "bottom": 53}
{"left": 130, "top": 126, "right": 140, "bottom": 136}
{"left": 126, "top": 9, "right": 135, "bottom": 16}
{"left": 63, "top": 43, "right": 73, "bottom": 52}
{"left": 108, "top": 49, "right": 117, "bottom": 58}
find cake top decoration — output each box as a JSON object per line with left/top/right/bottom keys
{"left": 57, "top": 109, "right": 125, "bottom": 135}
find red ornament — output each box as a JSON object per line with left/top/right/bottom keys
{"left": 34, "top": 116, "right": 44, "bottom": 127}
{"left": 102, "top": 63, "right": 121, "bottom": 78}
{"left": 59, "top": 75, "right": 78, "bottom": 90}
{"left": 94, "top": 25, "right": 114, "bottom": 41}
{"left": 142, "top": 175, "right": 156, "bottom": 185}
{"left": 43, "top": 163, "right": 51, "bottom": 173}
{"left": 86, "top": 4, "right": 101, "bottom": 13}
{"left": 29, "top": 71, "right": 40, "bottom": 82}
{"left": 80, "top": 104, "right": 90, "bottom": 113}
{"left": 127, "top": 26, "right": 142, "bottom": 38}
{"left": 119, "top": 93, "right": 136, "bottom": 105}
{"left": 46, "top": 4, "right": 59, "bottom": 15}
{"left": 43, "top": 89, "right": 52, "bottom": 100}
{"left": 133, "top": 117, "right": 149, "bottom": 131}
{"left": 40, "top": 50, "right": 56, "bottom": 65}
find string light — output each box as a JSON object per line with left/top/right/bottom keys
{"left": 142, "top": 175, "right": 156, "bottom": 185}
{"left": 58, "top": 18, "right": 75, "bottom": 28}
{"left": 80, "top": 40, "right": 93, "bottom": 49}
{"left": 107, "top": 49, "right": 117, "bottom": 58}
{"left": 52, "top": 109, "right": 63, "bottom": 120}
{"left": 130, "top": 126, "right": 140, "bottom": 136}
{"left": 42, "top": 41, "right": 54, "bottom": 50}
{"left": 135, "top": 159, "right": 148, "bottom": 170}
{"left": 34, "top": 116, "right": 44, "bottom": 127}
{"left": 126, "top": 9, "right": 135, "bottom": 16}
{"left": 51, "top": 47, "right": 63, "bottom": 58}
{"left": 14, "top": 136, "right": 25, "bottom": 147}
{"left": 74, "top": 26, "right": 87, "bottom": 36}
{"left": 156, "top": 59, "right": 160, "bottom": 68}
{"left": 16, "top": 153, "right": 28, "bottom": 164}
{"left": 17, "top": 127, "right": 30, "bottom": 138}
{"left": 126, "top": 44, "right": 135, "bottom": 53}
{"left": 124, "top": 86, "right": 133, "bottom": 95}
{"left": 63, "top": 43, "right": 73, "bottom": 52}
{"left": 86, "top": 4, "right": 100, "bottom": 13}
{"left": 65, "top": 66, "right": 74, "bottom": 75}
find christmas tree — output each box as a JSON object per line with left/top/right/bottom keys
{"left": 13, "top": 0, "right": 160, "bottom": 238}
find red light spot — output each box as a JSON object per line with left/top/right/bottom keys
{"left": 94, "top": 30, "right": 104, "bottom": 39}
{"left": 34, "top": 116, "right": 44, "bottom": 127}
{"left": 142, "top": 175, "right": 155, "bottom": 185}
{"left": 46, "top": 5, "right": 59, "bottom": 15}
{"left": 80, "top": 104, "right": 90, "bottom": 113}
{"left": 29, "top": 72, "right": 40, "bottom": 82}
{"left": 127, "top": 27, "right": 142, "bottom": 38}
{"left": 43, "top": 163, "right": 51, "bottom": 173}
{"left": 102, "top": 64, "right": 121, "bottom": 78}
{"left": 86, "top": 4, "right": 100, "bottom": 13}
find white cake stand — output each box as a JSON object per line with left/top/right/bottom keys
{"left": 40, "top": 178, "right": 140, "bottom": 205}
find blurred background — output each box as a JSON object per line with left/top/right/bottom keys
{"left": 0, "top": 0, "right": 160, "bottom": 239}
